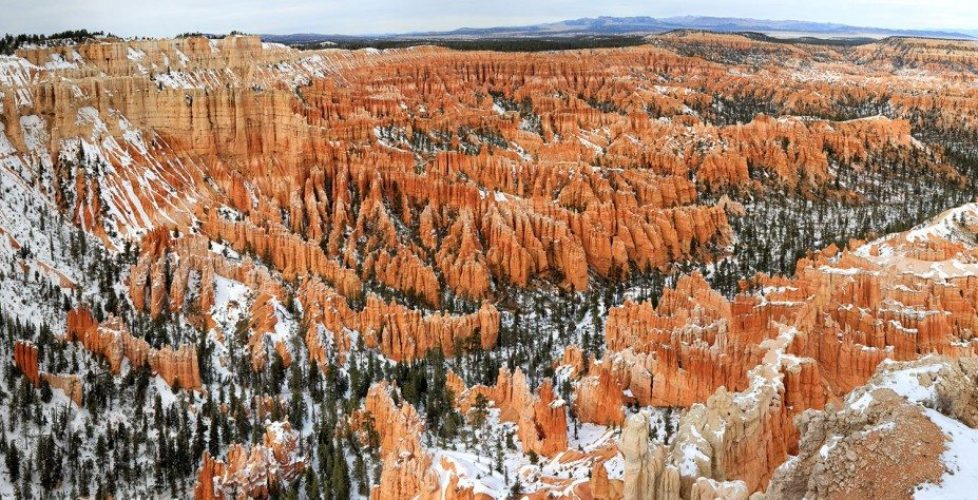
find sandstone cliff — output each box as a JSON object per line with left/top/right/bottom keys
{"left": 13, "top": 339, "right": 40, "bottom": 385}
{"left": 762, "top": 356, "right": 978, "bottom": 499}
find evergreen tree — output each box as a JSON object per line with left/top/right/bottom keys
{"left": 5, "top": 443, "right": 20, "bottom": 482}
{"left": 329, "top": 440, "right": 350, "bottom": 499}
{"left": 304, "top": 468, "right": 321, "bottom": 500}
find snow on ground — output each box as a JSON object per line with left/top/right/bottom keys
{"left": 0, "top": 55, "right": 36, "bottom": 106}
{"left": 846, "top": 358, "right": 942, "bottom": 413}
{"left": 902, "top": 203, "right": 978, "bottom": 244}
{"left": 43, "top": 52, "right": 78, "bottom": 70}
{"left": 427, "top": 402, "right": 680, "bottom": 498}
{"left": 209, "top": 239, "right": 242, "bottom": 260}
{"left": 871, "top": 361, "right": 942, "bottom": 405}
{"left": 19, "top": 115, "right": 48, "bottom": 155}
{"left": 836, "top": 357, "right": 978, "bottom": 499}
{"left": 126, "top": 47, "right": 146, "bottom": 61}
{"left": 0, "top": 128, "right": 108, "bottom": 328}
{"left": 915, "top": 408, "right": 978, "bottom": 499}
{"left": 154, "top": 374, "right": 179, "bottom": 406}
{"left": 430, "top": 407, "right": 620, "bottom": 497}
{"left": 567, "top": 422, "right": 616, "bottom": 453}
{"left": 679, "top": 439, "right": 709, "bottom": 476}
{"left": 211, "top": 274, "right": 251, "bottom": 334}
{"left": 851, "top": 203, "right": 978, "bottom": 282}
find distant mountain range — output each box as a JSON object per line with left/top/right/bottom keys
{"left": 263, "top": 16, "right": 976, "bottom": 44}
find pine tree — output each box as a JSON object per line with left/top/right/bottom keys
{"left": 354, "top": 448, "right": 368, "bottom": 494}
{"left": 509, "top": 477, "right": 523, "bottom": 500}
{"left": 208, "top": 416, "right": 220, "bottom": 457}
{"left": 193, "top": 416, "right": 206, "bottom": 466}
{"left": 304, "top": 468, "right": 321, "bottom": 500}
{"left": 5, "top": 443, "right": 20, "bottom": 482}
{"left": 330, "top": 440, "right": 350, "bottom": 499}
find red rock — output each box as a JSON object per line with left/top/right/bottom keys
{"left": 357, "top": 383, "right": 441, "bottom": 500}
{"left": 193, "top": 421, "right": 305, "bottom": 499}
{"left": 458, "top": 369, "right": 568, "bottom": 457}
{"left": 66, "top": 308, "right": 201, "bottom": 390}
{"left": 575, "top": 361, "right": 626, "bottom": 426}
{"left": 13, "top": 340, "right": 40, "bottom": 386}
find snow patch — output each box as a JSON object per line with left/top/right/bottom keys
{"left": 914, "top": 408, "right": 978, "bottom": 499}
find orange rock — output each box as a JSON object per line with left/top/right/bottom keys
{"left": 13, "top": 340, "right": 40, "bottom": 386}
{"left": 10, "top": 32, "right": 978, "bottom": 500}
{"left": 359, "top": 297, "right": 500, "bottom": 362}
{"left": 357, "top": 383, "right": 441, "bottom": 500}
{"left": 14, "top": 340, "right": 84, "bottom": 405}
{"left": 458, "top": 369, "right": 568, "bottom": 457}
{"left": 558, "top": 344, "right": 586, "bottom": 377}
{"left": 43, "top": 374, "right": 84, "bottom": 406}
{"left": 193, "top": 421, "right": 305, "bottom": 500}
{"left": 66, "top": 308, "right": 201, "bottom": 390}
{"left": 575, "top": 362, "right": 626, "bottom": 426}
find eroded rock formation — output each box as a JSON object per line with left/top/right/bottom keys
{"left": 66, "top": 308, "right": 201, "bottom": 389}
{"left": 762, "top": 355, "right": 978, "bottom": 499}
{"left": 3, "top": 31, "right": 978, "bottom": 500}
{"left": 357, "top": 383, "right": 442, "bottom": 500}
{"left": 13, "top": 340, "right": 84, "bottom": 405}
{"left": 194, "top": 421, "right": 305, "bottom": 500}
{"left": 576, "top": 204, "right": 978, "bottom": 496}
{"left": 458, "top": 369, "right": 569, "bottom": 457}
{"left": 620, "top": 413, "right": 680, "bottom": 500}
{"left": 13, "top": 339, "right": 39, "bottom": 385}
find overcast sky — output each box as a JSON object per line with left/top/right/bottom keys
{"left": 2, "top": 0, "right": 977, "bottom": 37}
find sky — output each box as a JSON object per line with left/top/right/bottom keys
{"left": 1, "top": 0, "right": 977, "bottom": 37}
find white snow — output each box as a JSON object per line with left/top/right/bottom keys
{"left": 127, "top": 47, "right": 146, "bottom": 61}
{"left": 873, "top": 362, "right": 942, "bottom": 404}
{"left": 846, "top": 359, "right": 943, "bottom": 413}
{"left": 837, "top": 358, "right": 978, "bottom": 499}
{"left": 679, "top": 442, "right": 708, "bottom": 476}
{"left": 19, "top": 115, "right": 48, "bottom": 155}
{"left": 44, "top": 52, "right": 78, "bottom": 70}
{"left": 0, "top": 55, "right": 36, "bottom": 106}
{"left": 213, "top": 275, "right": 250, "bottom": 310}
{"left": 428, "top": 408, "right": 621, "bottom": 498}
{"left": 915, "top": 408, "right": 978, "bottom": 499}
{"left": 818, "top": 435, "right": 843, "bottom": 459}
{"left": 118, "top": 115, "right": 149, "bottom": 156}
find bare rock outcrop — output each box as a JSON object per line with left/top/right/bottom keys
{"left": 358, "top": 297, "right": 500, "bottom": 362}
{"left": 43, "top": 373, "right": 84, "bottom": 406}
{"left": 620, "top": 413, "right": 681, "bottom": 500}
{"left": 194, "top": 421, "right": 305, "bottom": 499}
{"left": 763, "top": 355, "right": 978, "bottom": 499}
{"left": 575, "top": 360, "right": 627, "bottom": 426}
{"left": 14, "top": 340, "right": 84, "bottom": 405}
{"left": 66, "top": 308, "right": 201, "bottom": 389}
{"left": 458, "top": 369, "right": 569, "bottom": 457}
{"left": 13, "top": 340, "right": 40, "bottom": 385}
{"left": 358, "top": 383, "right": 442, "bottom": 500}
